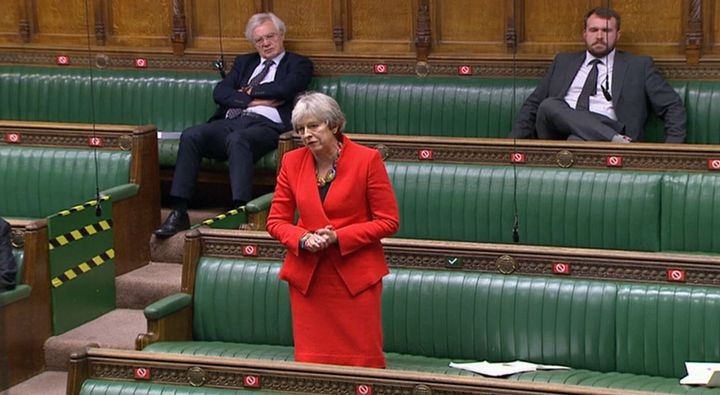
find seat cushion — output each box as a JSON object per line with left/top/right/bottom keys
{"left": 80, "top": 379, "right": 268, "bottom": 394}
{"left": 510, "top": 369, "right": 720, "bottom": 394}
{"left": 158, "top": 139, "right": 277, "bottom": 172}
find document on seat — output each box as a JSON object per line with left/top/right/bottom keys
{"left": 680, "top": 362, "right": 720, "bottom": 386}
{"left": 449, "top": 360, "right": 570, "bottom": 377}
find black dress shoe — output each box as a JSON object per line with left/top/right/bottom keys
{"left": 154, "top": 210, "right": 190, "bottom": 238}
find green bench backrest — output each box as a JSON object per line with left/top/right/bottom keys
{"left": 192, "top": 258, "right": 293, "bottom": 345}
{"left": 0, "top": 66, "right": 218, "bottom": 132}
{"left": 615, "top": 284, "right": 720, "bottom": 378}
{"left": 80, "top": 380, "right": 256, "bottom": 394}
{"left": 311, "top": 76, "right": 537, "bottom": 138}
{"left": 381, "top": 269, "right": 618, "bottom": 372}
{"left": 645, "top": 81, "right": 720, "bottom": 144}
{"left": 386, "top": 162, "right": 663, "bottom": 251}
{"left": 192, "top": 258, "right": 720, "bottom": 378}
{"left": 0, "top": 146, "right": 130, "bottom": 218}
{"left": 660, "top": 172, "right": 720, "bottom": 254}
{"left": 12, "top": 249, "right": 22, "bottom": 285}
{"left": 4, "top": 67, "right": 720, "bottom": 143}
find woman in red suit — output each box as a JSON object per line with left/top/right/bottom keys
{"left": 266, "top": 92, "right": 399, "bottom": 368}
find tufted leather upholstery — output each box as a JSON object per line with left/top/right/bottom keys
{"left": 386, "top": 162, "right": 663, "bottom": 251}
{"left": 0, "top": 146, "right": 130, "bottom": 219}
{"left": 80, "top": 380, "right": 254, "bottom": 394}
{"left": 310, "top": 76, "right": 537, "bottom": 138}
{"left": 191, "top": 258, "right": 293, "bottom": 346}
{"left": 0, "top": 66, "right": 217, "bottom": 131}
{"left": 660, "top": 173, "right": 720, "bottom": 254}
{"left": 143, "top": 257, "right": 720, "bottom": 393}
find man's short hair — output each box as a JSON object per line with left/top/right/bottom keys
{"left": 584, "top": 7, "right": 621, "bottom": 31}
{"left": 245, "top": 12, "right": 286, "bottom": 42}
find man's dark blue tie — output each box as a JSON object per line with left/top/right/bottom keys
{"left": 576, "top": 59, "right": 601, "bottom": 111}
{"left": 226, "top": 59, "right": 274, "bottom": 119}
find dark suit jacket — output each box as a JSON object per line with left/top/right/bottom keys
{"left": 209, "top": 51, "right": 314, "bottom": 130}
{"left": 0, "top": 218, "right": 17, "bottom": 291}
{"left": 266, "top": 136, "right": 400, "bottom": 296}
{"left": 510, "top": 51, "right": 687, "bottom": 143}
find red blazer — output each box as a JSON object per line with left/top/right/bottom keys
{"left": 266, "top": 136, "right": 399, "bottom": 296}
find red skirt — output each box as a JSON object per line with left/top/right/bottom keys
{"left": 289, "top": 249, "right": 385, "bottom": 368}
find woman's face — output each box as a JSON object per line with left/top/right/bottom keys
{"left": 296, "top": 116, "right": 339, "bottom": 156}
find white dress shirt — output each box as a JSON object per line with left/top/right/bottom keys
{"left": 564, "top": 50, "right": 617, "bottom": 120}
{"left": 244, "top": 51, "right": 286, "bottom": 124}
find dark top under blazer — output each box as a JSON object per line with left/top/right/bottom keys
{"left": 209, "top": 51, "right": 314, "bottom": 130}
{"left": 510, "top": 51, "right": 687, "bottom": 143}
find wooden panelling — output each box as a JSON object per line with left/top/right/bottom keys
{"left": 186, "top": 0, "right": 256, "bottom": 53}
{"left": 272, "top": 0, "right": 336, "bottom": 53}
{"left": 430, "top": 0, "right": 506, "bottom": 56}
{"left": 0, "top": 0, "right": 23, "bottom": 44}
{"left": 1, "top": 1, "right": 719, "bottom": 69}
{"left": 32, "top": 0, "right": 92, "bottom": 46}
{"left": 705, "top": 0, "right": 720, "bottom": 57}
{"left": 344, "top": 0, "right": 416, "bottom": 54}
{"left": 612, "top": 0, "right": 685, "bottom": 58}
{"left": 520, "top": 0, "right": 593, "bottom": 56}
{"left": 105, "top": 0, "right": 173, "bottom": 48}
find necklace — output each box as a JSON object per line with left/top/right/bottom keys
{"left": 316, "top": 142, "right": 342, "bottom": 187}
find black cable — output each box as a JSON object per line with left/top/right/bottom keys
{"left": 601, "top": 9, "right": 613, "bottom": 102}
{"left": 213, "top": 0, "right": 226, "bottom": 78}
{"left": 511, "top": 0, "right": 520, "bottom": 243}
{"left": 83, "top": 0, "right": 102, "bottom": 217}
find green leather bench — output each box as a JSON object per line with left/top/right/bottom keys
{"left": 1, "top": 246, "right": 51, "bottom": 390}
{"left": 138, "top": 256, "right": 720, "bottom": 394}
{"left": 78, "top": 380, "right": 264, "bottom": 395}
{"left": 0, "top": 66, "right": 283, "bottom": 184}
{"left": 311, "top": 76, "right": 719, "bottom": 144}
{"left": 384, "top": 161, "right": 720, "bottom": 255}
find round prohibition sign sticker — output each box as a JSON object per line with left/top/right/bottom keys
{"left": 356, "top": 384, "right": 372, "bottom": 395}
{"left": 243, "top": 245, "right": 257, "bottom": 256}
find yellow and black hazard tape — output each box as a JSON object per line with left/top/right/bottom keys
{"left": 49, "top": 219, "right": 113, "bottom": 250}
{"left": 51, "top": 248, "right": 115, "bottom": 288}
{"left": 57, "top": 195, "right": 110, "bottom": 216}
{"left": 200, "top": 206, "right": 246, "bottom": 226}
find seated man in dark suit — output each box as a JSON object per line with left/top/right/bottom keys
{"left": 510, "top": 7, "right": 686, "bottom": 143}
{"left": 0, "top": 218, "right": 17, "bottom": 291}
{"left": 156, "top": 12, "right": 314, "bottom": 237}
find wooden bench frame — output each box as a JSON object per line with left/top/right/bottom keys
{"left": 66, "top": 348, "right": 642, "bottom": 395}
{"left": 136, "top": 228, "right": 720, "bottom": 352}
{"left": 177, "top": 229, "right": 720, "bottom": 289}
{"left": 1, "top": 120, "right": 160, "bottom": 275}
{"left": 291, "top": 133, "right": 720, "bottom": 172}
{"left": 0, "top": 221, "right": 51, "bottom": 390}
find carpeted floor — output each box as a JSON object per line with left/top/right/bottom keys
{"left": 2, "top": 371, "right": 66, "bottom": 395}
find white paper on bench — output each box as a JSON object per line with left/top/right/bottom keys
{"left": 680, "top": 362, "right": 720, "bottom": 386}
{"left": 449, "top": 360, "right": 570, "bottom": 377}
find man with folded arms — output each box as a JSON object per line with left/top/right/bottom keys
{"left": 156, "top": 12, "right": 313, "bottom": 237}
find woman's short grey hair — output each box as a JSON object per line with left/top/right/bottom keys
{"left": 245, "top": 12, "right": 286, "bottom": 42}
{"left": 292, "top": 92, "right": 347, "bottom": 134}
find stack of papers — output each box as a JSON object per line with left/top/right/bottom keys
{"left": 680, "top": 362, "right": 720, "bottom": 387}
{"left": 449, "top": 360, "right": 570, "bottom": 377}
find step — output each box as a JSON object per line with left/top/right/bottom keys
{"left": 150, "top": 208, "right": 225, "bottom": 263}
{"left": 44, "top": 309, "right": 145, "bottom": 371}
{"left": 1, "top": 371, "right": 67, "bottom": 395}
{"left": 115, "top": 262, "right": 182, "bottom": 309}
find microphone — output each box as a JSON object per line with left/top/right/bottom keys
{"left": 512, "top": 214, "right": 520, "bottom": 243}
{"left": 213, "top": 59, "right": 226, "bottom": 78}
{"left": 601, "top": 75, "right": 612, "bottom": 101}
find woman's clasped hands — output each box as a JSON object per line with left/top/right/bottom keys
{"left": 301, "top": 225, "right": 337, "bottom": 252}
